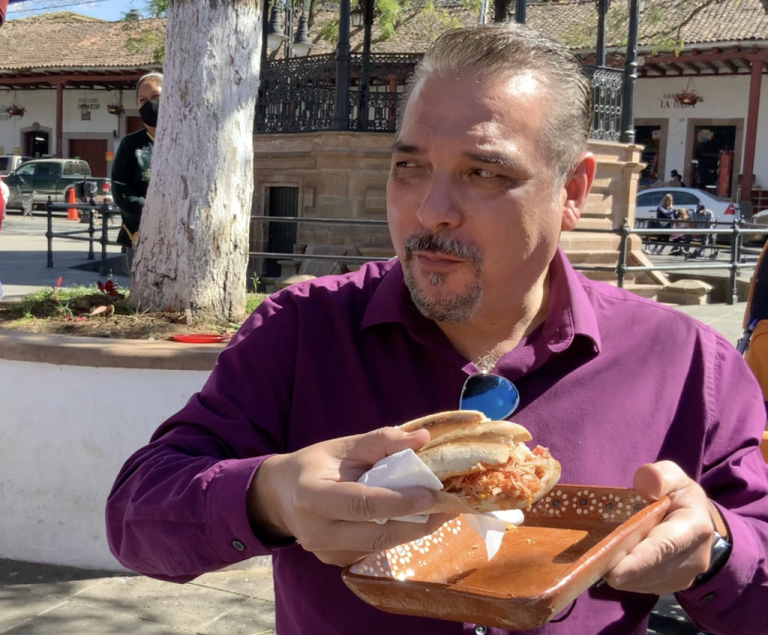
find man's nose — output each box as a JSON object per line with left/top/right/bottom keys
{"left": 415, "top": 173, "right": 462, "bottom": 231}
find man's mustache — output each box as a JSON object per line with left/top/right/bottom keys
{"left": 403, "top": 232, "right": 482, "bottom": 270}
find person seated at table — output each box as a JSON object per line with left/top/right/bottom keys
{"left": 106, "top": 23, "right": 768, "bottom": 635}
{"left": 670, "top": 208, "right": 691, "bottom": 256}
{"left": 650, "top": 193, "right": 676, "bottom": 254}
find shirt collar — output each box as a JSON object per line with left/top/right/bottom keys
{"left": 361, "top": 247, "right": 602, "bottom": 355}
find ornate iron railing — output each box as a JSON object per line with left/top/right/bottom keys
{"left": 255, "top": 55, "right": 624, "bottom": 141}
{"left": 584, "top": 65, "right": 624, "bottom": 142}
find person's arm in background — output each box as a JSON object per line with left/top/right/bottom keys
{"left": 110, "top": 137, "right": 144, "bottom": 236}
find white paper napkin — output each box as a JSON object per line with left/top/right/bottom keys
{"left": 357, "top": 449, "right": 524, "bottom": 560}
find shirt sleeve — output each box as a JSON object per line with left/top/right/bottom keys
{"left": 110, "top": 136, "right": 145, "bottom": 233}
{"left": 675, "top": 333, "right": 768, "bottom": 634}
{"left": 105, "top": 292, "right": 300, "bottom": 582}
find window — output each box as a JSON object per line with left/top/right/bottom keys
{"left": 63, "top": 163, "right": 74, "bottom": 176}
{"left": 637, "top": 191, "right": 665, "bottom": 207}
{"left": 78, "top": 162, "right": 91, "bottom": 176}
{"left": 675, "top": 192, "right": 701, "bottom": 207}
{"left": 34, "top": 163, "right": 58, "bottom": 178}
{"left": 15, "top": 163, "right": 36, "bottom": 176}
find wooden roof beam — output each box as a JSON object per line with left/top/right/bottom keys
{"left": 645, "top": 63, "right": 666, "bottom": 75}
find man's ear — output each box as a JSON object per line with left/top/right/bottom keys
{"left": 561, "top": 152, "right": 597, "bottom": 232}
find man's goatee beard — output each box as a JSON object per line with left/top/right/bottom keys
{"left": 402, "top": 231, "right": 483, "bottom": 325}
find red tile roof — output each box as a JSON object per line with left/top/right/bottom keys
{"left": 0, "top": 13, "right": 162, "bottom": 71}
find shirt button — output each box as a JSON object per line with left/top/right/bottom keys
{"left": 701, "top": 592, "right": 715, "bottom": 603}
{"left": 474, "top": 627, "right": 487, "bottom": 635}
{"left": 232, "top": 539, "right": 245, "bottom": 551}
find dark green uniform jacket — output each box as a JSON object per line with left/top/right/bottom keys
{"left": 112, "top": 128, "right": 153, "bottom": 248}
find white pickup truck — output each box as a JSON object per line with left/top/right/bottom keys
{"left": 0, "top": 155, "right": 32, "bottom": 176}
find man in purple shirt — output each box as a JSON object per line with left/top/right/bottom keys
{"left": 106, "top": 24, "right": 768, "bottom": 635}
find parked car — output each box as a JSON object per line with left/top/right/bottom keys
{"left": 3, "top": 159, "right": 111, "bottom": 213}
{"left": 745, "top": 208, "right": 768, "bottom": 243}
{"left": 0, "top": 155, "right": 32, "bottom": 176}
{"left": 634, "top": 187, "right": 740, "bottom": 226}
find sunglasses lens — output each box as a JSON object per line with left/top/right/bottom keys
{"left": 460, "top": 374, "right": 520, "bottom": 420}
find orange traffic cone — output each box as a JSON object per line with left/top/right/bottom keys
{"left": 66, "top": 187, "right": 79, "bottom": 221}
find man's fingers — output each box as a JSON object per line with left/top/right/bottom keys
{"left": 339, "top": 427, "right": 431, "bottom": 466}
{"left": 302, "top": 480, "right": 436, "bottom": 522}
{"left": 633, "top": 461, "right": 689, "bottom": 501}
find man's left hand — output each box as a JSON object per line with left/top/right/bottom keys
{"left": 605, "top": 461, "right": 717, "bottom": 595}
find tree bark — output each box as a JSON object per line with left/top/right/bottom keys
{"left": 131, "top": 0, "right": 262, "bottom": 320}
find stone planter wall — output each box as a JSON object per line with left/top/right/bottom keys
{"left": 0, "top": 330, "right": 220, "bottom": 570}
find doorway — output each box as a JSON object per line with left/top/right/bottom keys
{"left": 684, "top": 118, "right": 743, "bottom": 200}
{"left": 635, "top": 125, "right": 661, "bottom": 186}
{"left": 634, "top": 119, "right": 668, "bottom": 189}
{"left": 24, "top": 131, "right": 49, "bottom": 158}
{"left": 692, "top": 125, "right": 736, "bottom": 197}
{"left": 69, "top": 139, "right": 108, "bottom": 177}
{"left": 263, "top": 186, "right": 299, "bottom": 278}
{"left": 126, "top": 116, "right": 144, "bottom": 134}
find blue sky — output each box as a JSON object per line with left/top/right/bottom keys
{"left": 6, "top": 0, "right": 143, "bottom": 22}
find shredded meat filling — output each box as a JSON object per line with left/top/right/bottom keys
{"left": 442, "top": 445, "right": 553, "bottom": 507}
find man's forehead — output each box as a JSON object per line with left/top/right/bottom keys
{"left": 397, "top": 72, "right": 544, "bottom": 151}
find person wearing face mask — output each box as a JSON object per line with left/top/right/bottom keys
{"left": 111, "top": 72, "right": 163, "bottom": 270}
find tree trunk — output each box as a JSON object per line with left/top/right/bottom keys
{"left": 131, "top": 0, "right": 262, "bottom": 320}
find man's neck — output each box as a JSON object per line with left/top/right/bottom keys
{"left": 437, "top": 269, "right": 551, "bottom": 368}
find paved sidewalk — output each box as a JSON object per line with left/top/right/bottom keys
{"left": 1, "top": 557, "right": 707, "bottom": 635}
{"left": 0, "top": 558, "right": 275, "bottom": 635}
{"left": 0, "top": 214, "right": 128, "bottom": 300}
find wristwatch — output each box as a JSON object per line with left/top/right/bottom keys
{"left": 693, "top": 530, "right": 732, "bottom": 587}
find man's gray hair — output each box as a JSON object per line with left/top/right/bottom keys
{"left": 399, "top": 24, "right": 593, "bottom": 181}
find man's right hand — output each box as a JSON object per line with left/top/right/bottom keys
{"left": 246, "top": 426, "right": 453, "bottom": 567}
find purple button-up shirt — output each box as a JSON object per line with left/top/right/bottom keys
{"left": 107, "top": 248, "right": 768, "bottom": 635}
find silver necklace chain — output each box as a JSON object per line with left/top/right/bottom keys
{"left": 474, "top": 344, "right": 505, "bottom": 373}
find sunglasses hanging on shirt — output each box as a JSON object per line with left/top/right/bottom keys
{"left": 459, "top": 373, "right": 520, "bottom": 421}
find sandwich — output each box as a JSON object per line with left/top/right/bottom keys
{"left": 400, "top": 410, "right": 561, "bottom": 514}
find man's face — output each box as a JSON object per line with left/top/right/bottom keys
{"left": 387, "top": 73, "right": 574, "bottom": 324}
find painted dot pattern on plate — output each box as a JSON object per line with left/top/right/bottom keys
{"left": 349, "top": 489, "right": 651, "bottom": 579}
{"left": 531, "top": 489, "right": 649, "bottom": 522}
{"left": 351, "top": 518, "right": 462, "bottom": 579}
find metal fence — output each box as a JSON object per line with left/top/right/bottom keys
{"left": 250, "top": 216, "right": 768, "bottom": 305}
{"left": 45, "top": 198, "right": 123, "bottom": 277}
{"left": 256, "top": 55, "right": 623, "bottom": 141}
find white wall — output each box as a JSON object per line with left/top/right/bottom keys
{"left": 0, "top": 88, "right": 140, "bottom": 157}
{"left": 634, "top": 74, "right": 768, "bottom": 190}
{"left": 0, "top": 359, "right": 209, "bottom": 570}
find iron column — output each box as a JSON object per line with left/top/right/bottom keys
{"left": 620, "top": 0, "right": 640, "bottom": 144}
{"left": 333, "top": 0, "right": 351, "bottom": 130}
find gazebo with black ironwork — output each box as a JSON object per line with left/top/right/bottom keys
{"left": 250, "top": 0, "right": 653, "bottom": 290}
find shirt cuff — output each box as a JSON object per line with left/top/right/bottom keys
{"left": 676, "top": 505, "right": 758, "bottom": 628}
{"left": 205, "top": 455, "right": 296, "bottom": 562}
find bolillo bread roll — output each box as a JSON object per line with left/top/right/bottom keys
{"left": 402, "top": 410, "right": 561, "bottom": 514}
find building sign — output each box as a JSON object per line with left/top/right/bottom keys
{"left": 106, "top": 151, "right": 114, "bottom": 161}
{"left": 0, "top": 105, "right": 10, "bottom": 120}
{"left": 78, "top": 97, "right": 100, "bottom": 110}
{"left": 658, "top": 92, "right": 700, "bottom": 109}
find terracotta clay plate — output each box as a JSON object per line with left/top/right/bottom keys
{"left": 342, "top": 485, "right": 670, "bottom": 631}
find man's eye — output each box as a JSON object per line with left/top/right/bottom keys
{"left": 473, "top": 168, "right": 497, "bottom": 178}
{"left": 395, "top": 161, "right": 418, "bottom": 168}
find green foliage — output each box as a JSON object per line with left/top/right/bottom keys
{"left": 246, "top": 293, "right": 269, "bottom": 313}
{"left": 560, "top": 0, "right": 733, "bottom": 55}
{"left": 122, "top": 0, "right": 168, "bottom": 63}
{"left": 14, "top": 284, "right": 132, "bottom": 320}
